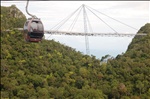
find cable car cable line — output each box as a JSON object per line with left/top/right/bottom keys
{"left": 25, "top": 0, "right": 37, "bottom": 18}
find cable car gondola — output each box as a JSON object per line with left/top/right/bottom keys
{"left": 23, "top": 17, "right": 44, "bottom": 42}
{"left": 24, "top": 0, "right": 44, "bottom": 42}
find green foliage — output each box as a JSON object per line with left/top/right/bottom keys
{"left": 1, "top": 5, "right": 26, "bottom": 31}
{"left": 108, "top": 23, "right": 150, "bottom": 98}
{"left": 1, "top": 29, "right": 105, "bottom": 98}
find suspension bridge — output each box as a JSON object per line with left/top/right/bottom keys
{"left": 12, "top": 3, "right": 147, "bottom": 55}
{"left": 44, "top": 4, "right": 147, "bottom": 55}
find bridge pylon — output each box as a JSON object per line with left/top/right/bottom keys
{"left": 83, "top": 4, "right": 90, "bottom": 55}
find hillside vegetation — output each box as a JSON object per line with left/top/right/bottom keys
{"left": 1, "top": 5, "right": 150, "bottom": 99}
{"left": 1, "top": 5, "right": 26, "bottom": 31}
{"left": 105, "top": 23, "right": 150, "bottom": 99}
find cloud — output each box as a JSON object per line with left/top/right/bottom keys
{"left": 106, "top": 1, "right": 149, "bottom": 18}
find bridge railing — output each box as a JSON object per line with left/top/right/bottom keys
{"left": 44, "top": 30, "right": 147, "bottom": 37}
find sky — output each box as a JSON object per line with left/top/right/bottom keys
{"left": 1, "top": 1, "right": 150, "bottom": 59}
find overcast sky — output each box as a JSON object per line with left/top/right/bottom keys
{"left": 1, "top": 1, "right": 150, "bottom": 59}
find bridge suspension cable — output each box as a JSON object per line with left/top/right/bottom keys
{"left": 46, "top": 5, "right": 82, "bottom": 39}
{"left": 86, "top": 10, "right": 93, "bottom": 33}
{"left": 85, "top": 5, "right": 138, "bottom": 31}
{"left": 85, "top": 5, "right": 118, "bottom": 33}
{"left": 68, "top": 6, "right": 83, "bottom": 32}
{"left": 50, "top": 5, "right": 82, "bottom": 31}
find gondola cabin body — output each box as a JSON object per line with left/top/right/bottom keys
{"left": 23, "top": 18, "right": 44, "bottom": 42}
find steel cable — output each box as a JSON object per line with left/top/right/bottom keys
{"left": 85, "top": 5, "right": 118, "bottom": 33}
{"left": 68, "top": 6, "right": 83, "bottom": 32}
{"left": 50, "top": 5, "right": 82, "bottom": 31}
{"left": 26, "top": 0, "right": 37, "bottom": 18}
{"left": 47, "top": 5, "right": 82, "bottom": 39}
{"left": 85, "top": 5, "right": 138, "bottom": 31}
